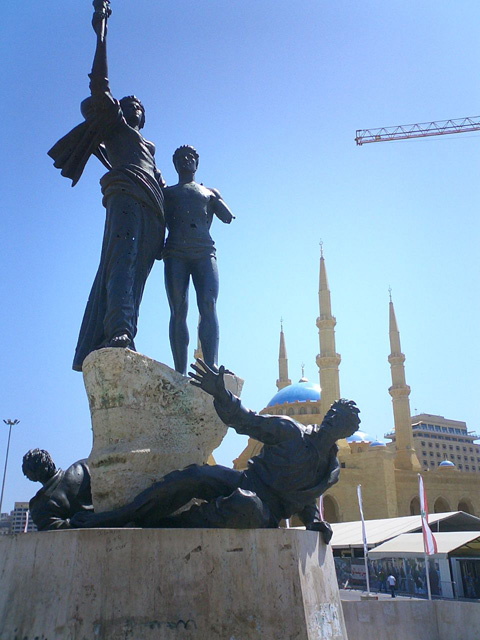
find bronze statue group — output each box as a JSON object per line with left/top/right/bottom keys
{"left": 24, "top": 1, "right": 360, "bottom": 542}
{"left": 48, "top": 2, "right": 234, "bottom": 375}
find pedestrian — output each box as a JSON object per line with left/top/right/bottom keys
{"left": 387, "top": 573, "right": 397, "bottom": 598}
{"left": 378, "top": 569, "right": 386, "bottom": 593}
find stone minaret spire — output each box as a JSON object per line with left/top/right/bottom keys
{"left": 388, "top": 292, "right": 421, "bottom": 471}
{"left": 316, "top": 245, "right": 341, "bottom": 418}
{"left": 276, "top": 320, "right": 291, "bottom": 391}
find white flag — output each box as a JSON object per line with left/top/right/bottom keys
{"left": 418, "top": 474, "right": 437, "bottom": 555}
{"left": 356, "top": 484, "right": 368, "bottom": 557}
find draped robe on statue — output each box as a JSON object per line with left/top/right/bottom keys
{"left": 48, "top": 82, "right": 165, "bottom": 371}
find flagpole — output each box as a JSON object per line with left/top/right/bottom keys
{"left": 364, "top": 546, "right": 371, "bottom": 595}
{"left": 356, "top": 484, "right": 371, "bottom": 595}
{"left": 425, "top": 554, "right": 432, "bottom": 601}
{"left": 418, "top": 473, "right": 436, "bottom": 601}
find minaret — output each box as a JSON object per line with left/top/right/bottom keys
{"left": 388, "top": 291, "right": 421, "bottom": 471}
{"left": 276, "top": 320, "right": 291, "bottom": 390}
{"left": 316, "top": 244, "right": 341, "bottom": 418}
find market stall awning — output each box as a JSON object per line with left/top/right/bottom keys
{"left": 330, "top": 512, "right": 480, "bottom": 549}
{"left": 368, "top": 531, "right": 480, "bottom": 559}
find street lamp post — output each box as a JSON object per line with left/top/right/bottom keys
{"left": 0, "top": 419, "right": 20, "bottom": 515}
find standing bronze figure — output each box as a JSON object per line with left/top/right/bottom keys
{"left": 163, "top": 146, "right": 234, "bottom": 374}
{"left": 48, "top": 1, "right": 166, "bottom": 371}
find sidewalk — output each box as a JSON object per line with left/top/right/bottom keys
{"left": 340, "top": 588, "right": 422, "bottom": 601}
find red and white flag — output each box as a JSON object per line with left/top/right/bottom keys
{"left": 318, "top": 495, "right": 324, "bottom": 521}
{"left": 418, "top": 474, "right": 437, "bottom": 555}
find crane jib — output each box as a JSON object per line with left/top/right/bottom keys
{"left": 355, "top": 116, "right": 480, "bottom": 145}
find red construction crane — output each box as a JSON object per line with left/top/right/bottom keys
{"left": 355, "top": 115, "right": 480, "bottom": 146}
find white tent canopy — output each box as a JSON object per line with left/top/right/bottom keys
{"left": 368, "top": 531, "right": 480, "bottom": 559}
{"left": 330, "top": 512, "right": 480, "bottom": 549}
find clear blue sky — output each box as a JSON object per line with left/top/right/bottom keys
{"left": 1, "top": 1, "right": 479, "bottom": 512}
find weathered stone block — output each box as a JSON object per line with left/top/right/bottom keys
{"left": 82, "top": 348, "right": 243, "bottom": 511}
{"left": 0, "top": 528, "right": 348, "bottom": 640}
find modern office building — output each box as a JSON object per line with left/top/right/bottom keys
{"left": 386, "top": 414, "right": 480, "bottom": 473}
{"left": 8, "top": 502, "right": 37, "bottom": 534}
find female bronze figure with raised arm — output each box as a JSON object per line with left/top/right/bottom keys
{"left": 48, "top": 1, "right": 166, "bottom": 371}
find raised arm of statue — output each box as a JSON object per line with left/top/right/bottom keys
{"left": 92, "top": 0, "right": 111, "bottom": 42}
{"left": 89, "top": 0, "right": 112, "bottom": 98}
{"left": 47, "top": 0, "right": 119, "bottom": 185}
{"left": 190, "top": 359, "right": 299, "bottom": 445}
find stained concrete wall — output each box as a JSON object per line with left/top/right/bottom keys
{"left": 342, "top": 599, "right": 480, "bottom": 640}
{"left": 0, "top": 528, "right": 347, "bottom": 640}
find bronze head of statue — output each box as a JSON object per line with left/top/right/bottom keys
{"left": 172, "top": 145, "right": 199, "bottom": 176}
{"left": 119, "top": 95, "right": 146, "bottom": 129}
{"left": 22, "top": 449, "right": 57, "bottom": 485}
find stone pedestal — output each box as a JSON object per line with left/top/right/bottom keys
{"left": 0, "top": 528, "right": 348, "bottom": 640}
{"left": 83, "top": 348, "right": 243, "bottom": 511}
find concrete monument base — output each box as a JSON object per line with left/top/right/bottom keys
{"left": 0, "top": 528, "right": 347, "bottom": 640}
{"left": 82, "top": 348, "right": 243, "bottom": 511}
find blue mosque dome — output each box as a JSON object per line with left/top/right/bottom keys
{"left": 346, "top": 431, "right": 371, "bottom": 443}
{"left": 267, "top": 378, "right": 321, "bottom": 407}
{"left": 439, "top": 460, "right": 455, "bottom": 468}
{"left": 369, "top": 440, "right": 387, "bottom": 448}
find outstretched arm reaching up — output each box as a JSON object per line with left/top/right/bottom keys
{"left": 189, "top": 359, "right": 231, "bottom": 404}
{"left": 47, "top": 0, "right": 116, "bottom": 185}
{"left": 189, "top": 359, "right": 301, "bottom": 445}
{"left": 90, "top": 0, "right": 112, "bottom": 95}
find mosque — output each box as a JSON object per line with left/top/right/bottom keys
{"left": 232, "top": 251, "right": 480, "bottom": 523}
